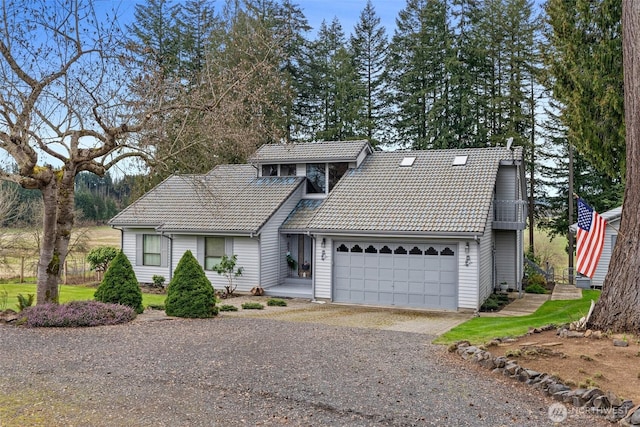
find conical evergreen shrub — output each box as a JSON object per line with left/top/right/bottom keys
{"left": 94, "top": 251, "right": 143, "bottom": 314}
{"left": 165, "top": 250, "right": 217, "bottom": 318}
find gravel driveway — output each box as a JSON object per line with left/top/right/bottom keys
{"left": 0, "top": 303, "right": 608, "bottom": 426}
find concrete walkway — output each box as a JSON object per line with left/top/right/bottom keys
{"left": 551, "top": 284, "right": 583, "bottom": 300}
{"left": 481, "top": 293, "right": 550, "bottom": 317}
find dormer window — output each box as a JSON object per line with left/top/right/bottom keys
{"left": 306, "top": 162, "right": 349, "bottom": 195}
{"left": 281, "top": 164, "right": 297, "bottom": 176}
{"left": 262, "top": 164, "right": 297, "bottom": 177}
{"left": 306, "top": 163, "right": 326, "bottom": 193}
{"left": 262, "top": 164, "right": 278, "bottom": 176}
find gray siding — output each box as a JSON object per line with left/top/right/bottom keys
{"left": 494, "top": 230, "right": 517, "bottom": 288}
{"left": 590, "top": 219, "right": 619, "bottom": 288}
{"left": 478, "top": 223, "right": 494, "bottom": 307}
{"left": 315, "top": 235, "right": 332, "bottom": 298}
{"left": 122, "top": 228, "right": 170, "bottom": 283}
{"left": 495, "top": 165, "right": 518, "bottom": 200}
{"left": 260, "top": 186, "right": 304, "bottom": 287}
{"left": 457, "top": 240, "right": 478, "bottom": 310}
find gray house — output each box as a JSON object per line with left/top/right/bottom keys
{"left": 572, "top": 206, "right": 621, "bottom": 288}
{"left": 109, "top": 140, "right": 527, "bottom": 311}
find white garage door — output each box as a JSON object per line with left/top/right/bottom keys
{"left": 334, "top": 242, "right": 458, "bottom": 309}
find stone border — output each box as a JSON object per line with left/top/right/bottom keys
{"left": 449, "top": 339, "right": 640, "bottom": 425}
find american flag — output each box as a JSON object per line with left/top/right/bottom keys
{"left": 576, "top": 198, "right": 607, "bottom": 278}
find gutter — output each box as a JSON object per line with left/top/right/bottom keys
{"left": 289, "top": 229, "right": 483, "bottom": 239}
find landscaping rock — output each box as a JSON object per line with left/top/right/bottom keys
{"left": 613, "top": 339, "right": 629, "bottom": 347}
{"left": 593, "top": 395, "right": 610, "bottom": 411}
{"left": 582, "top": 388, "right": 604, "bottom": 401}
{"left": 548, "top": 383, "right": 571, "bottom": 395}
{"left": 494, "top": 356, "right": 507, "bottom": 368}
{"left": 631, "top": 407, "right": 640, "bottom": 424}
{"left": 608, "top": 400, "right": 635, "bottom": 423}
{"left": 566, "top": 331, "right": 585, "bottom": 338}
{"left": 592, "top": 330, "right": 603, "bottom": 339}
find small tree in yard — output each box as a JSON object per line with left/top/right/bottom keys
{"left": 213, "top": 255, "right": 244, "bottom": 297}
{"left": 87, "top": 247, "right": 118, "bottom": 280}
{"left": 165, "top": 250, "right": 216, "bottom": 318}
{"left": 94, "top": 251, "right": 143, "bottom": 314}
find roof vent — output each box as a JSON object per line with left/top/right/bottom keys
{"left": 452, "top": 155, "right": 468, "bottom": 166}
{"left": 400, "top": 156, "right": 416, "bottom": 167}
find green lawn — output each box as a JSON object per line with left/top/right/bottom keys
{"left": 434, "top": 290, "right": 600, "bottom": 345}
{"left": 0, "top": 282, "right": 165, "bottom": 311}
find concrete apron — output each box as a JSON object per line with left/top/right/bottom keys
{"left": 138, "top": 294, "right": 473, "bottom": 336}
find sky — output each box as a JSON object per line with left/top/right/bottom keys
{"left": 102, "top": 0, "right": 406, "bottom": 38}
{"left": 294, "top": 0, "right": 405, "bottom": 37}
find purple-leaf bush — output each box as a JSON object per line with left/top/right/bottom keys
{"left": 20, "top": 300, "right": 137, "bottom": 327}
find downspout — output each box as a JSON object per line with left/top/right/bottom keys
{"left": 111, "top": 225, "right": 124, "bottom": 251}
{"left": 250, "top": 232, "right": 261, "bottom": 287}
{"left": 309, "top": 232, "right": 317, "bottom": 302}
{"left": 159, "top": 231, "right": 174, "bottom": 281}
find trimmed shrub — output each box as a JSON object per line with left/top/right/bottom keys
{"left": 525, "top": 283, "right": 548, "bottom": 294}
{"left": 219, "top": 304, "right": 238, "bottom": 312}
{"left": 94, "top": 251, "right": 143, "bottom": 314}
{"left": 526, "top": 273, "right": 547, "bottom": 287}
{"left": 241, "top": 302, "right": 264, "bottom": 310}
{"left": 21, "top": 301, "right": 136, "bottom": 327}
{"left": 165, "top": 250, "right": 217, "bottom": 318}
{"left": 267, "top": 298, "right": 287, "bottom": 307}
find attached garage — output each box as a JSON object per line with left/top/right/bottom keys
{"left": 333, "top": 241, "right": 458, "bottom": 310}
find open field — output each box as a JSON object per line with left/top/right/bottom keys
{"left": 525, "top": 227, "right": 570, "bottom": 282}
{"left": 0, "top": 226, "right": 121, "bottom": 280}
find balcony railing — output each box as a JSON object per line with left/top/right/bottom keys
{"left": 493, "top": 199, "right": 527, "bottom": 230}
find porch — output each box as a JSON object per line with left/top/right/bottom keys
{"left": 263, "top": 277, "right": 313, "bottom": 299}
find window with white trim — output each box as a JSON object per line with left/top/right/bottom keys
{"left": 143, "top": 235, "right": 162, "bottom": 266}
{"left": 205, "top": 237, "right": 225, "bottom": 270}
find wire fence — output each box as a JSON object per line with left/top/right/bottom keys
{"left": 0, "top": 253, "right": 99, "bottom": 284}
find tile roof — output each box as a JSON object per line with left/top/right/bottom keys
{"left": 109, "top": 165, "right": 304, "bottom": 233}
{"left": 302, "top": 147, "right": 524, "bottom": 234}
{"left": 281, "top": 199, "right": 324, "bottom": 231}
{"left": 249, "top": 140, "right": 371, "bottom": 163}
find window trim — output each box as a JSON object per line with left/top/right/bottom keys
{"left": 142, "top": 234, "right": 161, "bottom": 266}
{"left": 204, "top": 236, "right": 225, "bottom": 271}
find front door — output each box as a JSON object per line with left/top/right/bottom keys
{"left": 297, "top": 235, "right": 312, "bottom": 278}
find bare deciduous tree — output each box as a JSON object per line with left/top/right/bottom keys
{"left": 0, "top": 0, "right": 291, "bottom": 304}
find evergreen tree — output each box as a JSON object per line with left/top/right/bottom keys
{"left": 449, "top": 0, "right": 486, "bottom": 148}
{"left": 165, "top": 250, "right": 217, "bottom": 318}
{"left": 95, "top": 251, "right": 144, "bottom": 314}
{"left": 128, "top": 0, "right": 182, "bottom": 78}
{"left": 386, "top": 0, "right": 453, "bottom": 149}
{"left": 544, "top": 0, "right": 624, "bottom": 179}
{"left": 350, "top": 1, "right": 388, "bottom": 146}
{"left": 177, "top": 0, "right": 220, "bottom": 82}
{"left": 271, "top": 0, "right": 310, "bottom": 142}
{"left": 299, "top": 18, "right": 365, "bottom": 141}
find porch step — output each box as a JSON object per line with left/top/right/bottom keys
{"left": 263, "top": 284, "right": 312, "bottom": 299}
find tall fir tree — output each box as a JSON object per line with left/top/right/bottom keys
{"left": 299, "top": 19, "right": 365, "bottom": 141}
{"left": 350, "top": 0, "right": 388, "bottom": 146}
{"left": 128, "top": 0, "right": 182, "bottom": 79}
{"left": 544, "top": 0, "right": 624, "bottom": 180}
{"left": 386, "top": 0, "right": 454, "bottom": 149}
